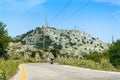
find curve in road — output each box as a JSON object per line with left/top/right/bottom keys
{"left": 11, "top": 63, "right": 120, "bottom": 80}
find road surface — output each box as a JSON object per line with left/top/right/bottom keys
{"left": 10, "top": 63, "right": 120, "bottom": 80}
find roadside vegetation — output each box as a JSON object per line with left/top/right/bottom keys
{"left": 0, "top": 22, "right": 21, "bottom": 80}
{"left": 58, "top": 53, "right": 115, "bottom": 71}
{"left": 0, "top": 59, "right": 21, "bottom": 80}
{"left": 58, "top": 40, "right": 120, "bottom": 72}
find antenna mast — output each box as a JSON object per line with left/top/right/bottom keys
{"left": 45, "top": 11, "right": 48, "bottom": 27}
{"left": 43, "top": 11, "right": 48, "bottom": 49}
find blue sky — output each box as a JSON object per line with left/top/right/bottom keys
{"left": 0, "top": 0, "right": 120, "bottom": 43}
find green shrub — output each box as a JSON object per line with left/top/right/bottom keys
{"left": 58, "top": 58, "right": 78, "bottom": 66}
{"left": 23, "top": 58, "right": 36, "bottom": 63}
{"left": 10, "top": 54, "right": 22, "bottom": 60}
{"left": 99, "top": 58, "right": 115, "bottom": 71}
{"left": 77, "top": 59, "right": 100, "bottom": 69}
{"left": 84, "top": 52, "right": 104, "bottom": 63}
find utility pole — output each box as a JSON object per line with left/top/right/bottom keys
{"left": 74, "top": 25, "right": 76, "bottom": 30}
{"left": 112, "top": 35, "right": 114, "bottom": 43}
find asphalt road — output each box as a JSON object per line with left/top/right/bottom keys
{"left": 10, "top": 63, "right": 120, "bottom": 80}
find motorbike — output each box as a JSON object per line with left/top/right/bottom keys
{"left": 50, "top": 58, "right": 54, "bottom": 64}
{"left": 50, "top": 60, "right": 53, "bottom": 64}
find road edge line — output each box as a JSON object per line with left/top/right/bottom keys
{"left": 20, "top": 65, "right": 26, "bottom": 80}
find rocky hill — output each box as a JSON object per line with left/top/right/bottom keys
{"left": 14, "top": 26, "right": 108, "bottom": 55}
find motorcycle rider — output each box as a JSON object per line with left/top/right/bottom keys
{"left": 50, "top": 56, "right": 54, "bottom": 64}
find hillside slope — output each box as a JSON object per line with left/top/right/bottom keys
{"left": 15, "top": 26, "right": 108, "bottom": 55}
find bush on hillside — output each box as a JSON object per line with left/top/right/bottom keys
{"left": 50, "top": 49, "right": 60, "bottom": 58}
{"left": 83, "top": 52, "right": 104, "bottom": 63}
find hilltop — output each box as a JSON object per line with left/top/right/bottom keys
{"left": 14, "top": 26, "right": 108, "bottom": 55}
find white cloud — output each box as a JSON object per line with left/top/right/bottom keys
{"left": 0, "top": 0, "right": 46, "bottom": 11}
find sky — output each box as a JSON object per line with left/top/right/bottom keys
{"left": 0, "top": 0, "right": 120, "bottom": 43}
